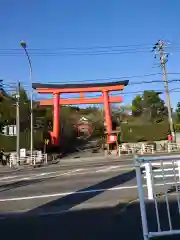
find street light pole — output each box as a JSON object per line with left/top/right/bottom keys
{"left": 20, "top": 41, "right": 33, "bottom": 162}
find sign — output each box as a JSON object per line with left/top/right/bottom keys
{"left": 9, "top": 125, "right": 14, "bottom": 136}
{"left": 44, "top": 139, "right": 50, "bottom": 145}
{"left": 168, "top": 135, "right": 172, "bottom": 141}
{"left": 108, "top": 135, "right": 117, "bottom": 143}
{"left": 2, "top": 125, "right": 16, "bottom": 136}
{"left": 20, "top": 148, "right": 26, "bottom": 157}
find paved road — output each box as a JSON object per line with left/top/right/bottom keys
{"left": 0, "top": 156, "right": 136, "bottom": 213}
{"left": 0, "top": 156, "right": 179, "bottom": 240}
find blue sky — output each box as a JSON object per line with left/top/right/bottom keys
{"left": 1, "top": 0, "right": 180, "bottom": 109}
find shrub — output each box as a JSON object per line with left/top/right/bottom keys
{"left": 121, "top": 122, "right": 170, "bottom": 142}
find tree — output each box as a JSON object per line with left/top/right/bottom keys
{"left": 19, "top": 88, "right": 30, "bottom": 126}
{"left": 0, "top": 88, "right": 16, "bottom": 125}
{"left": 132, "top": 90, "right": 168, "bottom": 121}
{"left": 111, "top": 104, "right": 134, "bottom": 124}
{"left": 132, "top": 95, "right": 142, "bottom": 116}
{"left": 176, "top": 102, "right": 180, "bottom": 122}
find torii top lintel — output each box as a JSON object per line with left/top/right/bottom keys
{"left": 32, "top": 80, "right": 129, "bottom": 94}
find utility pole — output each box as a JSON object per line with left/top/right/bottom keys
{"left": 16, "top": 81, "right": 20, "bottom": 162}
{"left": 152, "top": 40, "right": 175, "bottom": 142}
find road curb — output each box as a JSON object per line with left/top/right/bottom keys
{"left": 59, "top": 155, "right": 122, "bottom": 163}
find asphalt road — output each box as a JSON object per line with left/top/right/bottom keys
{"left": 0, "top": 156, "right": 136, "bottom": 213}
{"left": 0, "top": 156, "right": 179, "bottom": 240}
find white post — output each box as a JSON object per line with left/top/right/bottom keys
{"left": 132, "top": 147, "right": 135, "bottom": 154}
{"left": 145, "top": 162, "right": 154, "bottom": 200}
{"left": 168, "top": 144, "right": 171, "bottom": 153}
{"left": 178, "top": 160, "right": 180, "bottom": 181}
{"left": 152, "top": 146, "right": 154, "bottom": 154}
{"left": 9, "top": 155, "right": 12, "bottom": 168}
{"left": 134, "top": 157, "right": 149, "bottom": 240}
{"left": 45, "top": 154, "right": 48, "bottom": 164}
{"left": 118, "top": 145, "right": 121, "bottom": 156}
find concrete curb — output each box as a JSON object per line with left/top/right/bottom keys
{"left": 58, "top": 155, "right": 122, "bottom": 163}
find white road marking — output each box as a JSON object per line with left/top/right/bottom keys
{"left": 0, "top": 176, "right": 21, "bottom": 181}
{"left": 0, "top": 185, "right": 138, "bottom": 202}
{"left": 0, "top": 175, "right": 178, "bottom": 205}
{"left": 0, "top": 181, "right": 176, "bottom": 202}
{"left": 0, "top": 165, "right": 134, "bottom": 183}
{"left": 20, "top": 178, "right": 30, "bottom": 180}
{"left": 0, "top": 169, "right": 85, "bottom": 182}
{"left": 65, "top": 169, "right": 84, "bottom": 174}
{"left": 95, "top": 166, "right": 120, "bottom": 173}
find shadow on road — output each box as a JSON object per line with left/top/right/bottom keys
{"left": 30, "top": 169, "right": 136, "bottom": 213}
{"left": 0, "top": 176, "right": 57, "bottom": 193}
{"left": 1, "top": 200, "right": 180, "bottom": 240}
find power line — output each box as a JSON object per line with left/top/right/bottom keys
{"left": 3, "top": 77, "right": 180, "bottom": 90}
{"left": 0, "top": 44, "right": 154, "bottom": 57}
{"left": 3, "top": 45, "right": 180, "bottom": 57}
{"left": 0, "top": 43, "right": 153, "bottom": 51}
{"left": 0, "top": 50, "right": 151, "bottom": 57}
{"left": 3, "top": 42, "right": 180, "bottom": 57}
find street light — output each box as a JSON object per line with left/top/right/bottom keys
{"left": 20, "top": 40, "right": 33, "bottom": 163}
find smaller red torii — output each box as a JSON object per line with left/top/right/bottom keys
{"left": 33, "top": 80, "right": 129, "bottom": 145}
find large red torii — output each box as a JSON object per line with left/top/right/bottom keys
{"left": 32, "top": 80, "right": 129, "bottom": 145}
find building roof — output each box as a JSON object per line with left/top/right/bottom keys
{"left": 32, "top": 80, "right": 129, "bottom": 90}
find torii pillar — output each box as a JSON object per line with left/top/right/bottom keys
{"left": 103, "top": 91, "right": 112, "bottom": 134}
{"left": 52, "top": 91, "right": 113, "bottom": 144}
{"left": 52, "top": 93, "right": 60, "bottom": 145}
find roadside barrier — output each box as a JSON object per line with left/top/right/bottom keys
{"left": 118, "top": 143, "right": 180, "bottom": 157}
{"left": 134, "top": 154, "right": 180, "bottom": 239}
{"left": 9, "top": 153, "right": 47, "bottom": 167}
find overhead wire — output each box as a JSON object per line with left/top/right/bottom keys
{"left": 0, "top": 43, "right": 155, "bottom": 57}
{"left": 3, "top": 76, "right": 180, "bottom": 94}
{"left": 1, "top": 42, "right": 180, "bottom": 57}
{"left": 0, "top": 43, "right": 154, "bottom": 51}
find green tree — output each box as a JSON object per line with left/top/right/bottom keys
{"left": 132, "top": 95, "right": 142, "bottom": 116}
{"left": 132, "top": 90, "right": 167, "bottom": 121}
{"left": 0, "top": 89, "right": 16, "bottom": 125}
{"left": 111, "top": 104, "right": 134, "bottom": 124}
{"left": 176, "top": 102, "right": 180, "bottom": 122}
{"left": 19, "top": 88, "right": 30, "bottom": 128}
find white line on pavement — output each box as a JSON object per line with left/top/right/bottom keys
{"left": 0, "top": 180, "right": 177, "bottom": 202}
{"left": 0, "top": 181, "right": 175, "bottom": 202}
{"left": 0, "top": 185, "right": 137, "bottom": 202}
{"left": 95, "top": 166, "right": 120, "bottom": 173}
{"left": 0, "top": 168, "right": 86, "bottom": 182}
{"left": 0, "top": 176, "right": 21, "bottom": 181}
{"left": 0, "top": 165, "right": 134, "bottom": 183}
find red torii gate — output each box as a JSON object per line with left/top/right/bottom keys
{"left": 32, "top": 80, "right": 129, "bottom": 145}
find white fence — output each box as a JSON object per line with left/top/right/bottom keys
{"left": 119, "top": 143, "right": 180, "bottom": 156}
{"left": 9, "top": 153, "right": 47, "bottom": 167}
{"left": 168, "top": 143, "right": 180, "bottom": 153}
{"left": 134, "top": 154, "right": 180, "bottom": 239}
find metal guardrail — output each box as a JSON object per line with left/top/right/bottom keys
{"left": 9, "top": 154, "right": 47, "bottom": 167}
{"left": 134, "top": 154, "right": 180, "bottom": 239}
{"left": 118, "top": 143, "right": 180, "bottom": 156}
{"left": 118, "top": 144, "right": 154, "bottom": 156}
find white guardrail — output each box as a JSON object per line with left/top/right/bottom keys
{"left": 134, "top": 154, "right": 180, "bottom": 239}
{"left": 119, "top": 143, "right": 180, "bottom": 156}
{"left": 9, "top": 154, "right": 47, "bottom": 167}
